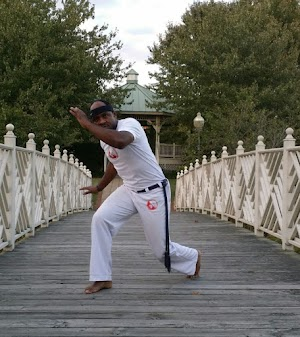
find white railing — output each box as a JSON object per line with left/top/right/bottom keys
{"left": 175, "top": 128, "right": 300, "bottom": 251}
{"left": 0, "top": 124, "right": 92, "bottom": 252}
{"left": 160, "top": 143, "right": 183, "bottom": 158}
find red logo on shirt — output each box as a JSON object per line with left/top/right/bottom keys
{"left": 147, "top": 200, "right": 158, "bottom": 210}
{"left": 108, "top": 148, "right": 118, "bottom": 159}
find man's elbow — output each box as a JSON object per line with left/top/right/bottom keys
{"left": 114, "top": 135, "right": 133, "bottom": 149}
{"left": 114, "top": 140, "right": 129, "bottom": 149}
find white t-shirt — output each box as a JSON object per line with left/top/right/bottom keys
{"left": 100, "top": 118, "right": 165, "bottom": 190}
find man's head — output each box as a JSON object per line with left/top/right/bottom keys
{"left": 90, "top": 99, "right": 118, "bottom": 129}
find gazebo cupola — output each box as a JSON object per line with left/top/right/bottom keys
{"left": 126, "top": 69, "right": 139, "bottom": 84}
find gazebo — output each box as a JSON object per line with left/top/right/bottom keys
{"left": 117, "top": 69, "right": 182, "bottom": 170}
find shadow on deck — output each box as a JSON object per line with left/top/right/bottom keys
{"left": 1, "top": 185, "right": 300, "bottom": 336}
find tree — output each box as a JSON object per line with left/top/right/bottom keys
{"left": 148, "top": 0, "right": 300, "bottom": 160}
{"left": 0, "top": 0, "right": 129, "bottom": 147}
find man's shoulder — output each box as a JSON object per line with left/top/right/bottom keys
{"left": 119, "top": 117, "right": 140, "bottom": 125}
{"left": 118, "top": 118, "right": 142, "bottom": 130}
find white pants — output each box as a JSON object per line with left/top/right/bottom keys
{"left": 89, "top": 182, "right": 198, "bottom": 281}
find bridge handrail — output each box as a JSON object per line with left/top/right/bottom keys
{"left": 0, "top": 124, "right": 92, "bottom": 251}
{"left": 175, "top": 128, "right": 300, "bottom": 251}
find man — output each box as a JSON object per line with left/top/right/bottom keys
{"left": 70, "top": 99, "right": 201, "bottom": 294}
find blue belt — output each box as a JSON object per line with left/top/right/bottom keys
{"left": 136, "top": 179, "right": 168, "bottom": 193}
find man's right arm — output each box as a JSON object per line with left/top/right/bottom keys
{"left": 95, "top": 162, "right": 117, "bottom": 192}
{"left": 80, "top": 162, "right": 117, "bottom": 195}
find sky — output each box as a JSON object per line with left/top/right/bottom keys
{"left": 86, "top": 0, "right": 196, "bottom": 86}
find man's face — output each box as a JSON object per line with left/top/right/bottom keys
{"left": 90, "top": 102, "right": 118, "bottom": 129}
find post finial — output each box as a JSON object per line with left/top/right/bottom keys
{"left": 256, "top": 135, "right": 265, "bottom": 150}
{"left": 62, "top": 149, "right": 68, "bottom": 161}
{"left": 236, "top": 140, "right": 244, "bottom": 155}
{"left": 42, "top": 140, "right": 50, "bottom": 155}
{"left": 284, "top": 127, "right": 295, "bottom": 148}
{"left": 222, "top": 146, "right": 228, "bottom": 158}
{"left": 211, "top": 151, "right": 217, "bottom": 162}
{"left": 4, "top": 123, "right": 16, "bottom": 146}
{"left": 69, "top": 154, "right": 75, "bottom": 164}
{"left": 54, "top": 144, "right": 61, "bottom": 158}
{"left": 6, "top": 124, "right": 14, "bottom": 132}
{"left": 26, "top": 133, "right": 36, "bottom": 150}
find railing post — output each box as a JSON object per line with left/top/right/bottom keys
{"left": 221, "top": 146, "right": 228, "bottom": 220}
{"left": 235, "top": 140, "right": 244, "bottom": 227}
{"left": 281, "top": 128, "right": 296, "bottom": 250}
{"left": 42, "top": 140, "right": 50, "bottom": 227}
{"left": 184, "top": 165, "right": 189, "bottom": 211}
{"left": 188, "top": 162, "right": 194, "bottom": 212}
{"left": 4, "top": 124, "right": 17, "bottom": 250}
{"left": 210, "top": 151, "right": 217, "bottom": 215}
{"left": 193, "top": 159, "right": 200, "bottom": 212}
{"left": 254, "top": 135, "right": 265, "bottom": 236}
{"left": 26, "top": 133, "right": 36, "bottom": 236}
{"left": 54, "top": 145, "right": 61, "bottom": 219}
{"left": 62, "top": 149, "right": 68, "bottom": 215}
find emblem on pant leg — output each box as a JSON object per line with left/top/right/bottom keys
{"left": 147, "top": 200, "right": 158, "bottom": 210}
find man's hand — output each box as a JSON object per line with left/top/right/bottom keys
{"left": 80, "top": 186, "right": 99, "bottom": 195}
{"left": 69, "top": 107, "right": 90, "bottom": 129}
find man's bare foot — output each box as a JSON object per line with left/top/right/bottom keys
{"left": 84, "top": 281, "right": 112, "bottom": 294}
{"left": 187, "top": 250, "right": 201, "bottom": 279}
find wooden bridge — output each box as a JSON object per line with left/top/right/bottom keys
{"left": 1, "top": 207, "right": 300, "bottom": 336}
{"left": 1, "top": 125, "right": 300, "bottom": 336}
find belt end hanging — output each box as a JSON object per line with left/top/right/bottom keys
{"left": 164, "top": 251, "right": 171, "bottom": 273}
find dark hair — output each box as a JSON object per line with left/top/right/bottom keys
{"left": 92, "top": 98, "right": 112, "bottom": 107}
{"left": 90, "top": 99, "right": 114, "bottom": 120}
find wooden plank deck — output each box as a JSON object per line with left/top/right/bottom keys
{"left": 1, "top": 210, "right": 300, "bottom": 336}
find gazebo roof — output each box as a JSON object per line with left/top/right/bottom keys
{"left": 119, "top": 69, "right": 173, "bottom": 116}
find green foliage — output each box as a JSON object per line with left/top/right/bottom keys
{"left": 0, "top": 0, "right": 129, "bottom": 147}
{"left": 66, "top": 142, "right": 104, "bottom": 177}
{"left": 148, "top": 0, "right": 300, "bottom": 159}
